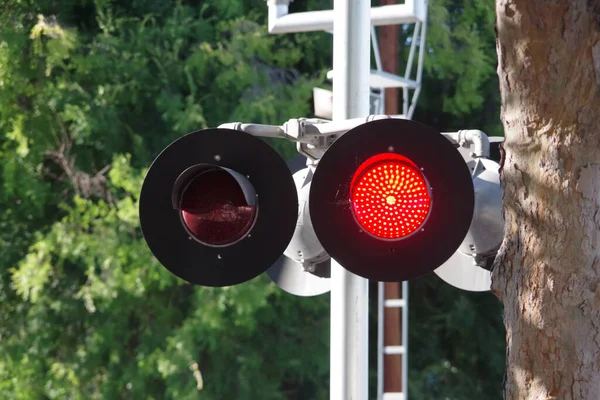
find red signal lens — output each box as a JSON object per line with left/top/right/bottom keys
{"left": 350, "top": 153, "right": 431, "bottom": 239}
{"left": 180, "top": 168, "right": 257, "bottom": 246}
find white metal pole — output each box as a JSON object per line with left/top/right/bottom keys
{"left": 330, "top": 0, "right": 371, "bottom": 399}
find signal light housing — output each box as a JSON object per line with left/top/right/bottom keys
{"left": 267, "top": 155, "right": 331, "bottom": 297}
{"left": 310, "top": 119, "right": 475, "bottom": 282}
{"left": 434, "top": 136, "right": 504, "bottom": 291}
{"left": 139, "top": 128, "right": 298, "bottom": 287}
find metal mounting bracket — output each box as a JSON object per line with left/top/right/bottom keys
{"left": 219, "top": 118, "right": 492, "bottom": 162}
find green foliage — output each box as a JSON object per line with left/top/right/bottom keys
{"left": 416, "top": 0, "right": 503, "bottom": 137}
{"left": 0, "top": 0, "right": 504, "bottom": 399}
{"left": 3, "top": 158, "right": 329, "bottom": 399}
{"left": 408, "top": 275, "right": 505, "bottom": 400}
{"left": 426, "top": 0, "right": 496, "bottom": 114}
{"left": 0, "top": 1, "right": 327, "bottom": 398}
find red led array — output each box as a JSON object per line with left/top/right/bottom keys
{"left": 350, "top": 156, "right": 431, "bottom": 239}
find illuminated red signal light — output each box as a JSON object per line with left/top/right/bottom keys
{"left": 350, "top": 153, "right": 431, "bottom": 239}
{"left": 180, "top": 168, "right": 258, "bottom": 246}
{"left": 310, "top": 119, "right": 475, "bottom": 282}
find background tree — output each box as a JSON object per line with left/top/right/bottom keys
{"left": 493, "top": 1, "right": 600, "bottom": 398}
{"left": 1, "top": 2, "right": 328, "bottom": 399}
{"left": 0, "top": 0, "right": 505, "bottom": 398}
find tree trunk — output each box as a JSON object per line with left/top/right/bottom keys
{"left": 493, "top": 1, "right": 600, "bottom": 398}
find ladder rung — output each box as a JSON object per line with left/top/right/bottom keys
{"left": 384, "top": 299, "right": 405, "bottom": 308}
{"left": 384, "top": 345, "right": 405, "bottom": 355}
{"left": 382, "top": 393, "right": 405, "bottom": 400}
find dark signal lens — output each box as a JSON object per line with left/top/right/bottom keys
{"left": 180, "top": 169, "right": 257, "bottom": 246}
{"left": 350, "top": 153, "right": 431, "bottom": 239}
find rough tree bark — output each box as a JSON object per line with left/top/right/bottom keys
{"left": 493, "top": 1, "right": 600, "bottom": 398}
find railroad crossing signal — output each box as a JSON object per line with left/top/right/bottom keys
{"left": 309, "top": 119, "right": 474, "bottom": 282}
{"left": 139, "top": 128, "right": 297, "bottom": 287}
{"left": 139, "top": 118, "right": 502, "bottom": 289}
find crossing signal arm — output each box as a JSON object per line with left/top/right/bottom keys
{"left": 139, "top": 117, "right": 503, "bottom": 292}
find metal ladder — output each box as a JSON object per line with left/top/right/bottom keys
{"left": 377, "top": 280, "right": 408, "bottom": 400}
